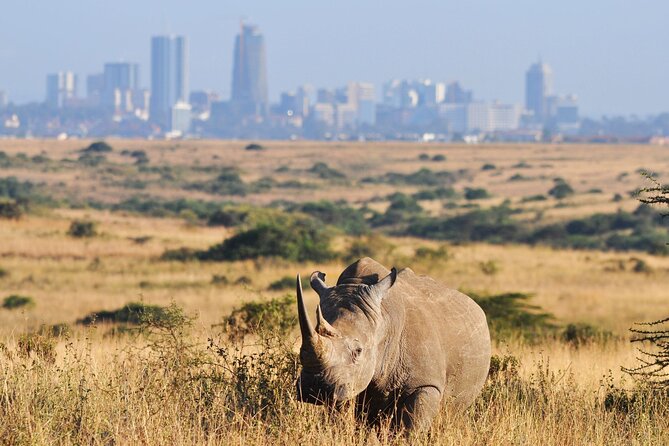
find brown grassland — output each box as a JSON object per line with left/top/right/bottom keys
{"left": 1, "top": 139, "right": 669, "bottom": 445}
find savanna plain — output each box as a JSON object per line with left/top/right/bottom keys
{"left": 1, "top": 139, "right": 669, "bottom": 445}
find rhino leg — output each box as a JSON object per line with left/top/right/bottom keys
{"left": 398, "top": 386, "right": 441, "bottom": 433}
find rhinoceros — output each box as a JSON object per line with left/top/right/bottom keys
{"left": 295, "top": 257, "right": 491, "bottom": 432}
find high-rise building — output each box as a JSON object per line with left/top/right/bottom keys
{"left": 0, "top": 91, "right": 7, "bottom": 109}
{"left": 103, "top": 62, "right": 139, "bottom": 112}
{"left": 150, "top": 35, "right": 188, "bottom": 128}
{"left": 86, "top": 73, "right": 104, "bottom": 107}
{"left": 444, "top": 82, "right": 473, "bottom": 104}
{"left": 46, "top": 72, "right": 77, "bottom": 108}
{"left": 231, "top": 23, "right": 268, "bottom": 117}
{"left": 347, "top": 82, "right": 376, "bottom": 126}
{"left": 525, "top": 61, "right": 553, "bottom": 124}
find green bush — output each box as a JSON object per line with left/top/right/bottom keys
{"left": 413, "top": 245, "right": 449, "bottom": 261}
{"left": 245, "top": 143, "right": 266, "bottom": 151}
{"left": 464, "top": 187, "right": 491, "bottom": 200}
{"left": 0, "top": 200, "right": 23, "bottom": 219}
{"left": 67, "top": 220, "right": 97, "bottom": 238}
{"left": 187, "top": 167, "right": 248, "bottom": 196}
{"left": 469, "top": 291, "right": 556, "bottom": 341}
{"left": 308, "top": 162, "right": 346, "bottom": 180}
{"left": 548, "top": 180, "right": 575, "bottom": 199}
{"left": 267, "top": 275, "right": 311, "bottom": 292}
{"left": 160, "top": 247, "right": 199, "bottom": 261}
{"left": 2, "top": 295, "right": 35, "bottom": 310}
{"left": 77, "top": 153, "right": 106, "bottom": 166}
{"left": 283, "top": 200, "right": 369, "bottom": 235}
{"left": 481, "top": 163, "right": 496, "bottom": 170}
{"left": 432, "top": 154, "right": 446, "bottom": 162}
{"left": 406, "top": 204, "right": 525, "bottom": 243}
{"left": 77, "top": 302, "right": 171, "bottom": 326}
{"left": 561, "top": 323, "right": 613, "bottom": 347}
{"left": 221, "top": 295, "right": 297, "bottom": 341}
{"left": 412, "top": 187, "right": 457, "bottom": 201}
{"left": 197, "top": 215, "right": 335, "bottom": 262}
{"left": 363, "top": 168, "right": 456, "bottom": 186}
{"left": 81, "top": 141, "right": 113, "bottom": 153}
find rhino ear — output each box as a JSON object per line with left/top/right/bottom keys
{"left": 367, "top": 267, "right": 397, "bottom": 303}
{"left": 310, "top": 271, "right": 330, "bottom": 298}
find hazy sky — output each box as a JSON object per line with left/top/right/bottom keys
{"left": 1, "top": 0, "right": 667, "bottom": 117}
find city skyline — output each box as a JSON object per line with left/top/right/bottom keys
{"left": 0, "top": 0, "right": 667, "bottom": 117}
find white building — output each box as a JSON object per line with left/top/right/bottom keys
{"left": 439, "top": 102, "right": 522, "bottom": 133}
{"left": 171, "top": 101, "right": 192, "bottom": 135}
{"left": 46, "top": 72, "right": 77, "bottom": 108}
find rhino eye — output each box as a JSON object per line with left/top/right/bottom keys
{"left": 352, "top": 347, "right": 363, "bottom": 361}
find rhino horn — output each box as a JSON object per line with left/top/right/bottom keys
{"left": 316, "top": 304, "right": 340, "bottom": 338}
{"left": 310, "top": 271, "right": 329, "bottom": 297}
{"left": 296, "top": 274, "right": 315, "bottom": 341}
{"left": 297, "top": 275, "right": 331, "bottom": 366}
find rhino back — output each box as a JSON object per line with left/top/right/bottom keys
{"left": 386, "top": 268, "right": 491, "bottom": 408}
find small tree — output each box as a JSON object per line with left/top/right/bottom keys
{"left": 623, "top": 318, "right": 669, "bottom": 386}
{"left": 624, "top": 176, "right": 669, "bottom": 386}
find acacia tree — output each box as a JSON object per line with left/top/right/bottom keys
{"left": 623, "top": 175, "right": 669, "bottom": 386}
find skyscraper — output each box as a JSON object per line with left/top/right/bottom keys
{"left": 525, "top": 61, "right": 553, "bottom": 124}
{"left": 150, "top": 35, "right": 188, "bottom": 128}
{"left": 46, "top": 72, "right": 77, "bottom": 108}
{"left": 103, "top": 62, "right": 139, "bottom": 112}
{"left": 231, "top": 23, "right": 268, "bottom": 117}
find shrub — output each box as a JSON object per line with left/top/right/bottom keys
{"left": 479, "top": 260, "right": 500, "bottom": 275}
{"left": 561, "top": 323, "right": 613, "bottom": 347}
{"left": 67, "top": 220, "right": 97, "bottom": 238}
{"left": 464, "top": 187, "right": 491, "bottom": 200}
{"left": 160, "top": 247, "right": 199, "bottom": 262}
{"left": 481, "top": 163, "right": 496, "bottom": 170}
{"left": 308, "top": 162, "right": 346, "bottom": 180}
{"left": 221, "top": 295, "right": 297, "bottom": 342}
{"left": 521, "top": 194, "right": 547, "bottom": 202}
{"left": 245, "top": 143, "right": 266, "bottom": 151}
{"left": 77, "top": 153, "right": 106, "bottom": 166}
{"left": 187, "top": 167, "right": 248, "bottom": 196}
{"left": 284, "top": 200, "right": 369, "bottom": 235}
{"left": 363, "top": 168, "right": 456, "bottom": 186}
{"left": 469, "top": 291, "right": 557, "bottom": 341}
{"left": 632, "top": 258, "right": 652, "bottom": 273}
{"left": 268, "top": 275, "right": 310, "bottom": 291}
{"left": 414, "top": 245, "right": 449, "bottom": 261}
{"left": 406, "top": 204, "right": 525, "bottom": 243}
{"left": 267, "top": 276, "right": 294, "bottom": 291}
{"left": 129, "top": 150, "right": 149, "bottom": 164}
{"left": 548, "top": 180, "right": 575, "bottom": 199}
{"left": 81, "top": 141, "right": 113, "bottom": 153}
{"left": 2, "top": 295, "right": 35, "bottom": 310}
{"left": 412, "top": 187, "right": 457, "bottom": 201}
{"left": 0, "top": 176, "right": 34, "bottom": 200}
{"left": 0, "top": 200, "right": 23, "bottom": 219}
{"left": 198, "top": 215, "right": 335, "bottom": 262}
{"left": 432, "top": 154, "right": 446, "bottom": 162}
{"left": 0, "top": 267, "right": 8, "bottom": 279}
{"left": 77, "top": 302, "right": 171, "bottom": 326}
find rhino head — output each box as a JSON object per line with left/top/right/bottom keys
{"left": 295, "top": 268, "right": 397, "bottom": 406}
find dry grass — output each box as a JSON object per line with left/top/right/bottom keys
{"left": 2, "top": 140, "right": 669, "bottom": 444}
